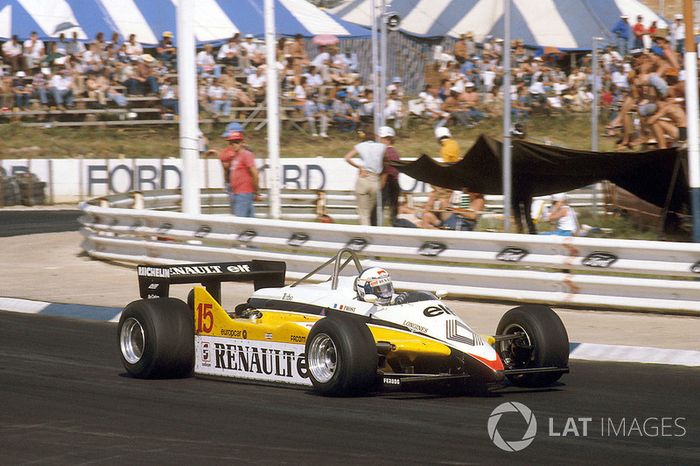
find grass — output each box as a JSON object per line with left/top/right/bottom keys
{"left": 0, "top": 113, "right": 617, "bottom": 159}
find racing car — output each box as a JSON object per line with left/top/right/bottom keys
{"left": 118, "top": 248, "right": 569, "bottom": 395}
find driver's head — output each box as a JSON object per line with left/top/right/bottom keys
{"left": 355, "top": 267, "right": 393, "bottom": 305}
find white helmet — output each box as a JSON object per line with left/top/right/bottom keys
{"left": 378, "top": 126, "right": 395, "bottom": 138}
{"left": 355, "top": 267, "right": 394, "bottom": 305}
{"left": 435, "top": 126, "right": 451, "bottom": 140}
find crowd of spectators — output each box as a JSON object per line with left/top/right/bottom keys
{"left": 0, "top": 13, "right": 692, "bottom": 150}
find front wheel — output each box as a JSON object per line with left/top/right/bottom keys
{"left": 305, "top": 316, "right": 378, "bottom": 396}
{"left": 496, "top": 305, "right": 569, "bottom": 387}
{"left": 117, "top": 297, "right": 194, "bottom": 379}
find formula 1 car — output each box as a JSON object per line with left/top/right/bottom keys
{"left": 118, "top": 249, "right": 569, "bottom": 395}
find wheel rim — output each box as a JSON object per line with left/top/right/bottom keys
{"left": 120, "top": 317, "right": 145, "bottom": 364}
{"left": 307, "top": 333, "right": 337, "bottom": 383}
{"left": 499, "top": 323, "right": 534, "bottom": 369}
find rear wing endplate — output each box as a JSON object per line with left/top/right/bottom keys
{"left": 137, "top": 260, "right": 286, "bottom": 302}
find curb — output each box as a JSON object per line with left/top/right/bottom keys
{"left": 1, "top": 297, "right": 699, "bottom": 367}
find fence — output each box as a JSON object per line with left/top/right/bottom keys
{"left": 79, "top": 189, "right": 700, "bottom": 314}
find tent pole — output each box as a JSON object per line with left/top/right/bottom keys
{"left": 380, "top": 0, "right": 387, "bottom": 127}
{"left": 684, "top": 0, "right": 700, "bottom": 242}
{"left": 264, "top": 0, "right": 281, "bottom": 219}
{"left": 371, "top": 0, "right": 380, "bottom": 137}
{"left": 176, "top": 0, "right": 200, "bottom": 215}
{"left": 502, "top": 0, "right": 512, "bottom": 232}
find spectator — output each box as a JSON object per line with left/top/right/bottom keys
{"left": 12, "top": 71, "right": 31, "bottom": 110}
{"left": 30, "top": 69, "right": 49, "bottom": 108}
{"left": 197, "top": 44, "right": 219, "bottom": 77}
{"left": 647, "top": 96, "right": 687, "bottom": 148}
{"left": 384, "top": 90, "right": 404, "bottom": 129}
{"left": 217, "top": 34, "right": 241, "bottom": 68}
{"left": 375, "top": 126, "right": 401, "bottom": 225}
{"left": 207, "top": 77, "right": 231, "bottom": 117}
{"left": 66, "top": 31, "right": 86, "bottom": 59}
{"left": 160, "top": 76, "right": 179, "bottom": 115}
{"left": 344, "top": 128, "right": 385, "bottom": 226}
{"left": 49, "top": 69, "right": 74, "bottom": 109}
{"left": 289, "top": 34, "right": 308, "bottom": 77}
{"left": 670, "top": 14, "right": 684, "bottom": 54}
{"left": 215, "top": 131, "right": 259, "bottom": 217}
{"left": 23, "top": 32, "right": 45, "bottom": 70}
{"left": 124, "top": 34, "right": 143, "bottom": 60}
{"left": 2, "top": 35, "right": 23, "bottom": 72}
{"left": 82, "top": 42, "right": 104, "bottom": 73}
{"left": 422, "top": 126, "right": 461, "bottom": 216}
{"left": 332, "top": 90, "right": 359, "bottom": 132}
{"left": 246, "top": 65, "right": 267, "bottom": 102}
{"left": 304, "top": 91, "right": 329, "bottom": 138}
{"left": 632, "top": 15, "right": 645, "bottom": 50}
{"left": 55, "top": 33, "right": 70, "bottom": 56}
{"left": 539, "top": 193, "right": 579, "bottom": 236}
{"left": 157, "top": 31, "right": 177, "bottom": 67}
{"left": 611, "top": 15, "right": 630, "bottom": 55}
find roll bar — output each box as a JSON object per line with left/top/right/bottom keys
{"left": 290, "top": 248, "right": 364, "bottom": 290}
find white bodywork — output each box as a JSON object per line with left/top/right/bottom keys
{"left": 252, "top": 277, "right": 501, "bottom": 364}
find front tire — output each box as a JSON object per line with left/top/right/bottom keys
{"left": 117, "top": 298, "right": 194, "bottom": 379}
{"left": 305, "top": 316, "right": 378, "bottom": 396}
{"left": 496, "top": 305, "right": 569, "bottom": 387}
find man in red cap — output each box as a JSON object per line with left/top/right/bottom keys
{"left": 217, "top": 131, "right": 259, "bottom": 217}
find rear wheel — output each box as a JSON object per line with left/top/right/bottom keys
{"left": 305, "top": 316, "right": 378, "bottom": 396}
{"left": 496, "top": 305, "right": 569, "bottom": 387}
{"left": 118, "top": 298, "right": 194, "bottom": 379}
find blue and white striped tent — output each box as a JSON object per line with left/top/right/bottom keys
{"left": 0, "top": 0, "right": 369, "bottom": 44}
{"left": 332, "top": 0, "right": 667, "bottom": 50}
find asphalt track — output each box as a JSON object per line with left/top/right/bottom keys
{"left": 1, "top": 310, "right": 698, "bottom": 466}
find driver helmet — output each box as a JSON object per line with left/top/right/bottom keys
{"left": 355, "top": 267, "right": 393, "bottom": 305}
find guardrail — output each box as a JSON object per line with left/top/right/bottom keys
{"left": 79, "top": 190, "right": 700, "bottom": 314}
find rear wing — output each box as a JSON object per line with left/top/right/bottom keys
{"left": 137, "top": 260, "right": 286, "bottom": 303}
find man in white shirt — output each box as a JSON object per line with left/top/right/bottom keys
{"left": 125, "top": 34, "right": 143, "bottom": 59}
{"left": 49, "top": 70, "right": 74, "bottom": 108}
{"left": 207, "top": 78, "right": 230, "bottom": 117}
{"left": 670, "top": 14, "right": 685, "bottom": 54}
{"left": 539, "top": 193, "right": 578, "bottom": 236}
{"left": 246, "top": 66, "right": 266, "bottom": 101}
{"left": 344, "top": 129, "right": 386, "bottom": 225}
{"left": 197, "top": 44, "right": 218, "bottom": 76}
{"left": 23, "top": 32, "right": 45, "bottom": 70}
{"left": 2, "top": 35, "right": 23, "bottom": 72}
{"left": 217, "top": 36, "right": 240, "bottom": 67}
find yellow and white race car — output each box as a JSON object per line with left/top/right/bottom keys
{"left": 118, "top": 249, "right": 569, "bottom": 395}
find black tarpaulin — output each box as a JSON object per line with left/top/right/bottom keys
{"left": 393, "top": 135, "right": 687, "bottom": 210}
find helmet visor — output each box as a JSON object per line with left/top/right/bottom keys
{"left": 372, "top": 283, "right": 393, "bottom": 305}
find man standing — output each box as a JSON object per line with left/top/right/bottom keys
{"left": 423, "top": 126, "right": 461, "bottom": 215}
{"left": 632, "top": 15, "right": 645, "bottom": 50}
{"left": 373, "top": 126, "right": 401, "bottom": 225}
{"left": 611, "top": 15, "right": 630, "bottom": 55}
{"left": 216, "top": 131, "right": 259, "bottom": 217}
{"left": 344, "top": 129, "right": 385, "bottom": 226}
{"left": 670, "top": 14, "right": 685, "bottom": 54}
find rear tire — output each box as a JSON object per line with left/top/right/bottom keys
{"left": 305, "top": 316, "right": 378, "bottom": 396}
{"left": 117, "top": 298, "right": 194, "bottom": 379}
{"left": 496, "top": 305, "right": 569, "bottom": 387}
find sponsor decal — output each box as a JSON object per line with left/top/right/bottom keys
{"left": 691, "top": 261, "right": 700, "bottom": 274}
{"left": 220, "top": 328, "right": 245, "bottom": 338}
{"left": 195, "top": 336, "right": 310, "bottom": 385}
{"left": 497, "top": 247, "right": 529, "bottom": 262}
{"left": 137, "top": 266, "right": 170, "bottom": 278}
{"left": 147, "top": 283, "right": 160, "bottom": 290}
{"left": 290, "top": 335, "right": 306, "bottom": 343}
{"left": 171, "top": 265, "right": 224, "bottom": 276}
{"left": 445, "top": 319, "right": 475, "bottom": 346}
{"left": 383, "top": 377, "right": 401, "bottom": 386}
{"left": 265, "top": 333, "right": 273, "bottom": 340}
{"left": 237, "top": 230, "right": 257, "bottom": 243}
{"left": 423, "top": 303, "right": 455, "bottom": 318}
{"left": 281, "top": 292, "right": 294, "bottom": 301}
{"left": 332, "top": 303, "right": 356, "bottom": 313}
{"left": 194, "top": 225, "right": 212, "bottom": 238}
{"left": 288, "top": 232, "right": 309, "bottom": 246}
{"left": 402, "top": 320, "right": 428, "bottom": 334}
{"left": 226, "top": 264, "right": 252, "bottom": 273}
{"left": 582, "top": 252, "right": 618, "bottom": 268}
{"left": 201, "top": 342, "right": 211, "bottom": 367}
{"left": 345, "top": 238, "right": 368, "bottom": 252}
{"left": 418, "top": 241, "right": 446, "bottom": 257}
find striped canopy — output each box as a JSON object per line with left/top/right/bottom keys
{"left": 332, "top": 0, "right": 667, "bottom": 50}
{"left": 0, "top": 0, "right": 369, "bottom": 45}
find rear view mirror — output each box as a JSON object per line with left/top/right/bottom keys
{"left": 436, "top": 290, "right": 448, "bottom": 299}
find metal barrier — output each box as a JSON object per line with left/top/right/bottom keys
{"left": 79, "top": 190, "right": 700, "bottom": 314}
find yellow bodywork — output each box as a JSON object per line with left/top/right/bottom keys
{"left": 193, "top": 286, "right": 452, "bottom": 360}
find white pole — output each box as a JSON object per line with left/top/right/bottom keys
{"left": 591, "top": 36, "right": 602, "bottom": 218}
{"left": 684, "top": 0, "right": 700, "bottom": 242}
{"left": 502, "top": 0, "right": 512, "bottom": 232}
{"left": 176, "top": 0, "right": 200, "bottom": 215}
{"left": 379, "top": 0, "right": 387, "bottom": 127}
{"left": 370, "top": 0, "right": 380, "bottom": 136}
{"left": 264, "top": 0, "right": 281, "bottom": 219}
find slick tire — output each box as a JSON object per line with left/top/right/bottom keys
{"left": 117, "top": 297, "right": 194, "bottom": 379}
{"left": 305, "top": 316, "right": 378, "bottom": 396}
{"left": 496, "top": 305, "right": 569, "bottom": 387}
